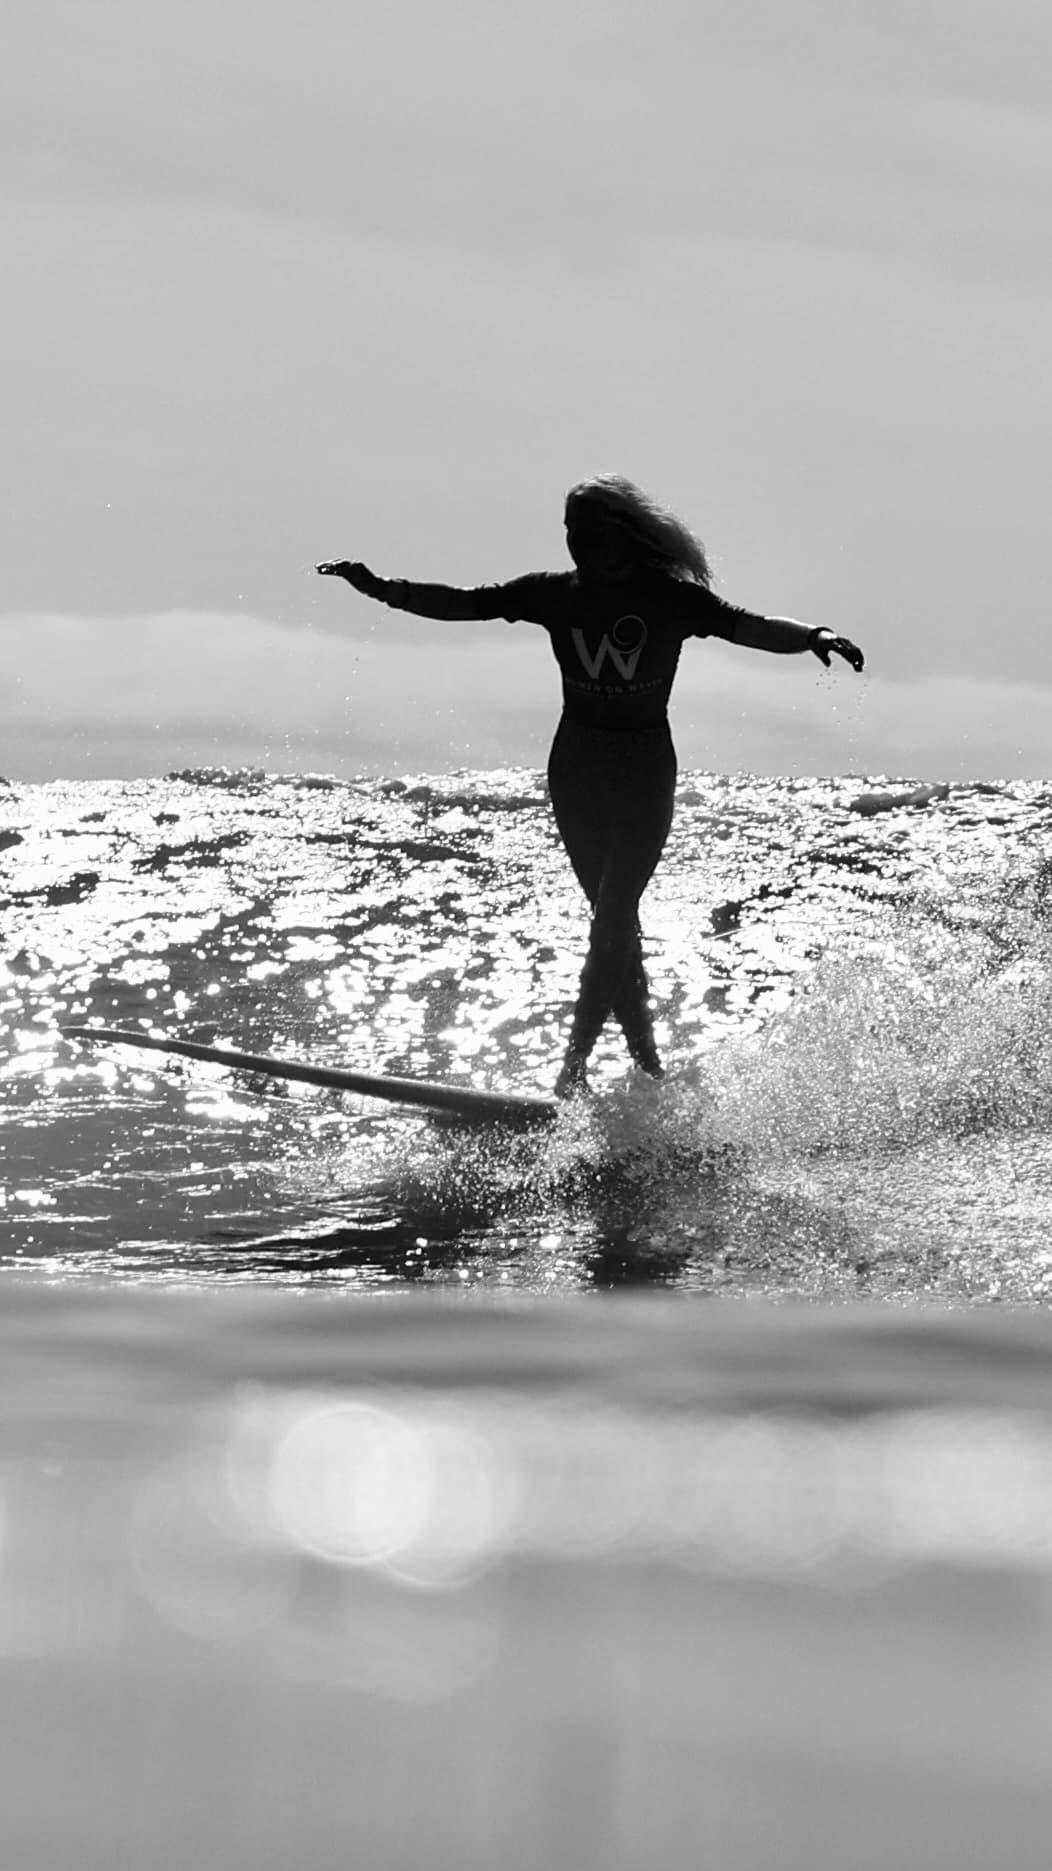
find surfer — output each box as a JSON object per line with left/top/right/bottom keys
{"left": 317, "top": 475, "right": 864, "bottom": 1097}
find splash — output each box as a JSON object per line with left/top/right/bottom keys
{"left": 707, "top": 883, "right": 1052, "bottom": 1159}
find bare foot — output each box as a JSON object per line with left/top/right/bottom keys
{"left": 554, "top": 1051, "right": 591, "bottom": 1099}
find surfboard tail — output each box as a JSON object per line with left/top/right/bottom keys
{"left": 61, "top": 1026, "right": 557, "bottom": 1127}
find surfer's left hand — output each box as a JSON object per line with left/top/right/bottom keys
{"left": 811, "top": 629, "right": 865, "bottom": 673}
{"left": 316, "top": 559, "right": 385, "bottom": 595}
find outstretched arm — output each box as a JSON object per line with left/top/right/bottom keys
{"left": 316, "top": 560, "right": 516, "bottom": 622}
{"left": 694, "top": 590, "right": 864, "bottom": 671}
{"left": 733, "top": 612, "right": 865, "bottom": 671}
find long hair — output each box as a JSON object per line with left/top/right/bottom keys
{"left": 564, "top": 474, "right": 713, "bottom": 587}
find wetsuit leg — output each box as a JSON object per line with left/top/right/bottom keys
{"left": 547, "top": 719, "right": 676, "bottom": 1068}
{"left": 611, "top": 948, "right": 663, "bottom": 1074}
{"left": 567, "top": 789, "right": 674, "bottom": 1058}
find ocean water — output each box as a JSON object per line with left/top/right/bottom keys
{"left": 4, "top": 767, "right": 1052, "bottom": 1867}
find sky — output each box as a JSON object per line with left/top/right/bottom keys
{"left": 4, "top": 0, "right": 1051, "bottom": 782}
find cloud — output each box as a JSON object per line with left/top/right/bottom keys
{"left": 5, "top": 0, "right": 1051, "bottom": 741}
{"left": 676, "top": 646, "right": 1052, "bottom": 781}
{"left": 3, "top": 610, "right": 1049, "bottom": 784}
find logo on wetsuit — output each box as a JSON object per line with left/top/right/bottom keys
{"left": 571, "top": 615, "right": 648, "bottom": 682}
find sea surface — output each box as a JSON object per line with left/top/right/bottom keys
{"left": 4, "top": 766, "right": 1052, "bottom": 1867}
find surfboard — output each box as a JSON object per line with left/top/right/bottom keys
{"left": 62, "top": 1026, "right": 558, "bottom": 1127}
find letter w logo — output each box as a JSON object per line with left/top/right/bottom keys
{"left": 571, "top": 615, "right": 647, "bottom": 681}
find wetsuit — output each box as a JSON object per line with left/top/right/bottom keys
{"left": 358, "top": 564, "right": 762, "bottom": 1066}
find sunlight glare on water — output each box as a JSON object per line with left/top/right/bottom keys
{"left": 102, "top": 1374, "right": 1052, "bottom": 1680}
{"left": 4, "top": 768, "right": 1052, "bottom": 1294}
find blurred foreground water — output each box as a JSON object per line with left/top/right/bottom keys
{"left": 4, "top": 1287, "right": 1052, "bottom": 1869}
{"left": 4, "top": 767, "right": 1052, "bottom": 1864}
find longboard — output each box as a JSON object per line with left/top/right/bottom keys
{"left": 62, "top": 1026, "right": 557, "bottom": 1127}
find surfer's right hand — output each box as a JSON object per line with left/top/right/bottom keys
{"left": 315, "top": 560, "right": 378, "bottom": 594}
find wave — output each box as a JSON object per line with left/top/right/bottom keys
{"left": 166, "top": 766, "right": 271, "bottom": 790}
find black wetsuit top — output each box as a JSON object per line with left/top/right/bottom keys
{"left": 373, "top": 567, "right": 756, "bottom": 730}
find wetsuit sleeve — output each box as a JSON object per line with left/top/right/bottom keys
{"left": 675, "top": 582, "right": 818, "bottom": 654}
{"left": 674, "top": 583, "right": 758, "bottom": 643}
{"left": 364, "top": 571, "right": 559, "bottom": 625}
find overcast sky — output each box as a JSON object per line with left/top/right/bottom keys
{"left": 4, "top": 0, "right": 1050, "bottom": 782}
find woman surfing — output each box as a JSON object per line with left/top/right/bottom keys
{"left": 317, "top": 475, "right": 864, "bottom": 1097}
